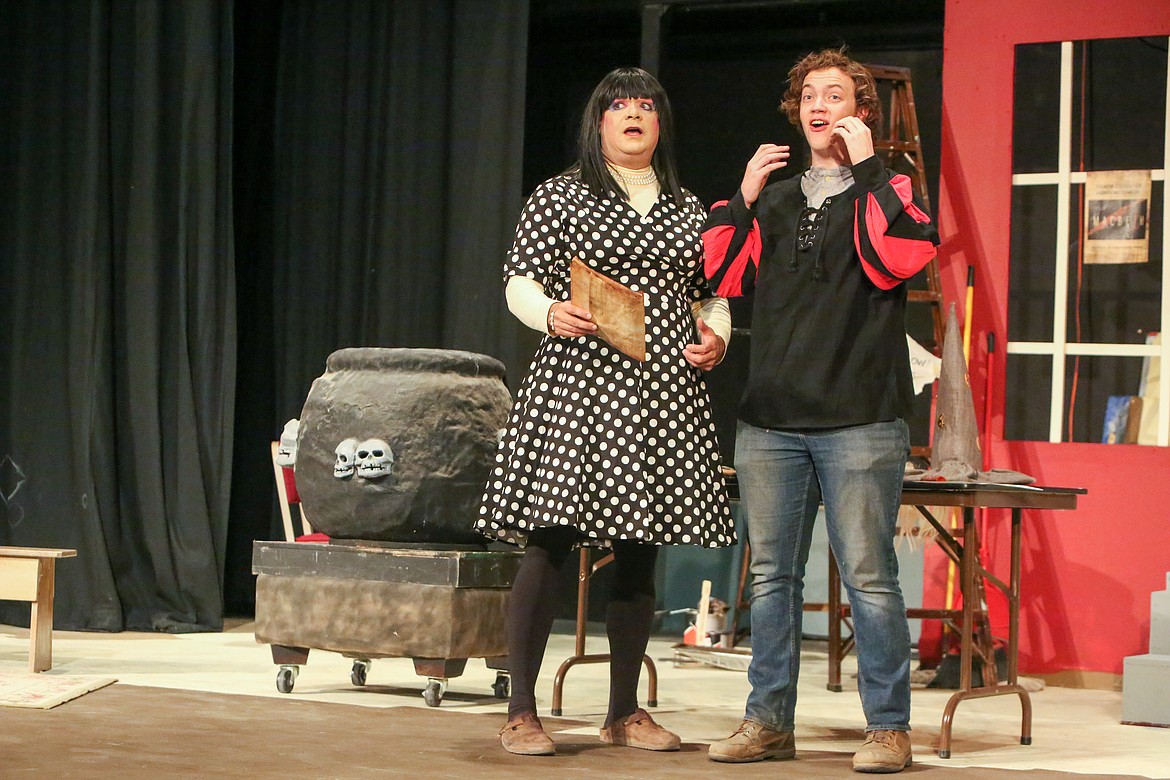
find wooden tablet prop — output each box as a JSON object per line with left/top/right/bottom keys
{"left": 570, "top": 259, "right": 646, "bottom": 362}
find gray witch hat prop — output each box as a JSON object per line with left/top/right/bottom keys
{"left": 909, "top": 304, "right": 1035, "bottom": 485}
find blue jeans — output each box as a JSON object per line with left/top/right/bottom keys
{"left": 735, "top": 419, "right": 911, "bottom": 733}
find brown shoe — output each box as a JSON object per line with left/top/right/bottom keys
{"left": 599, "top": 708, "right": 681, "bottom": 751}
{"left": 853, "top": 730, "right": 912, "bottom": 773}
{"left": 708, "top": 719, "right": 795, "bottom": 763}
{"left": 499, "top": 713, "right": 555, "bottom": 756}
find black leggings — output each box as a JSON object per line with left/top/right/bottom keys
{"left": 505, "top": 525, "right": 658, "bottom": 725}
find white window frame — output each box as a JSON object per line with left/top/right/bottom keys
{"left": 1008, "top": 39, "right": 1170, "bottom": 446}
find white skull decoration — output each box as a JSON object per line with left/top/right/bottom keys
{"left": 334, "top": 438, "right": 359, "bottom": 479}
{"left": 355, "top": 439, "right": 394, "bottom": 479}
{"left": 275, "top": 418, "right": 299, "bottom": 467}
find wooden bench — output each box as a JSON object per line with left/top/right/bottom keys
{"left": 0, "top": 547, "right": 77, "bottom": 672}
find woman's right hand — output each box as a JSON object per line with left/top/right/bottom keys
{"left": 548, "top": 301, "right": 596, "bottom": 337}
{"left": 740, "top": 143, "right": 790, "bottom": 208}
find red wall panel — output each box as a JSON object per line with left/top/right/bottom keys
{"left": 936, "top": 0, "right": 1170, "bottom": 675}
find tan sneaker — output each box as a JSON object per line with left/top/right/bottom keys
{"left": 708, "top": 719, "right": 795, "bottom": 763}
{"left": 499, "top": 713, "right": 555, "bottom": 756}
{"left": 852, "top": 730, "right": 912, "bottom": 773}
{"left": 599, "top": 708, "right": 681, "bottom": 751}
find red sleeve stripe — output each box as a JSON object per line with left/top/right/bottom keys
{"left": 889, "top": 175, "right": 932, "bottom": 224}
{"left": 702, "top": 200, "right": 760, "bottom": 298}
{"left": 858, "top": 234, "right": 936, "bottom": 290}
{"left": 854, "top": 178, "right": 937, "bottom": 289}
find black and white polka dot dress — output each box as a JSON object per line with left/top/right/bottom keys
{"left": 476, "top": 174, "right": 735, "bottom": 548}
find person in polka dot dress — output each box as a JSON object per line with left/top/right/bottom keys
{"left": 479, "top": 67, "right": 736, "bottom": 757}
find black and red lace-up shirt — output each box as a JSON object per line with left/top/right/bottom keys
{"left": 702, "top": 155, "right": 940, "bottom": 430}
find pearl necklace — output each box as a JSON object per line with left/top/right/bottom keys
{"left": 609, "top": 166, "right": 657, "bottom": 187}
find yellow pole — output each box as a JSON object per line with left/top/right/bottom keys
{"left": 962, "top": 266, "right": 975, "bottom": 364}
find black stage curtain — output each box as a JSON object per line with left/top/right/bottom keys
{"left": 2, "top": 0, "right": 530, "bottom": 627}
{"left": 270, "top": 0, "right": 530, "bottom": 407}
{"left": 0, "top": 1, "right": 236, "bottom": 631}
{"left": 227, "top": 0, "right": 531, "bottom": 612}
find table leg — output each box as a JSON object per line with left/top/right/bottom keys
{"left": 29, "top": 559, "right": 57, "bottom": 673}
{"left": 939, "top": 508, "right": 977, "bottom": 758}
{"left": 1011, "top": 508, "right": 1032, "bottom": 745}
{"left": 961, "top": 508, "right": 976, "bottom": 695}
{"left": 938, "top": 506, "right": 1034, "bottom": 758}
{"left": 551, "top": 549, "right": 652, "bottom": 716}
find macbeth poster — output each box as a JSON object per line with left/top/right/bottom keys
{"left": 1084, "top": 170, "right": 1151, "bottom": 265}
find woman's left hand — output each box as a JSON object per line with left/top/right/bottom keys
{"left": 830, "top": 115, "right": 875, "bottom": 165}
{"left": 684, "top": 317, "right": 726, "bottom": 372}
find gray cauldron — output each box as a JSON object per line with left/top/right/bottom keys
{"left": 294, "top": 348, "right": 511, "bottom": 544}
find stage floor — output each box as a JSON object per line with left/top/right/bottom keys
{"left": 1, "top": 620, "right": 1166, "bottom": 778}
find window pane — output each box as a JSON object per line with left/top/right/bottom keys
{"left": 1006, "top": 35, "right": 1167, "bottom": 447}
{"left": 1066, "top": 183, "right": 1164, "bottom": 344}
{"left": 1075, "top": 38, "right": 1168, "bottom": 171}
{"left": 1012, "top": 42, "right": 1062, "bottom": 174}
{"left": 1063, "top": 355, "right": 1149, "bottom": 443}
{"left": 1009, "top": 184, "right": 1057, "bottom": 342}
{"left": 1005, "top": 354, "right": 1052, "bottom": 441}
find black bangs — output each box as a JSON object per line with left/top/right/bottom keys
{"left": 595, "top": 70, "right": 666, "bottom": 108}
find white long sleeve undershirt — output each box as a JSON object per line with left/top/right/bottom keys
{"left": 504, "top": 274, "right": 560, "bottom": 333}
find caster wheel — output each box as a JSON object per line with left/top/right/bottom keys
{"left": 422, "top": 678, "right": 446, "bottom": 707}
{"left": 491, "top": 673, "right": 510, "bottom": 699}
{"left": 276, "top": 665, "right": 299, "bottom": 694}
{"left": 351, "top": 660, "right": 370, "bottom": 687}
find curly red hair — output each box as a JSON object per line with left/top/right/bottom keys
{"left": 778, "top": 47, "right": 883, "bottom": 136}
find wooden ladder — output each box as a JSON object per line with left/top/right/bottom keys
{"left": 866, "top": 63, "right": 945, "bottom": 354}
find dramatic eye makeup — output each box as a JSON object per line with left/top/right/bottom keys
{"left": 607, "top": 98, "right": 657, "bottom": 112}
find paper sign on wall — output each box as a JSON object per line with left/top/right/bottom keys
{"left": 1084, "top": 170, "right": 1151, "bottom": 265}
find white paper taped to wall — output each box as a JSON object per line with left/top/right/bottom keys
{"left": 907, "top": 333, "right": 942, "bottom": 395}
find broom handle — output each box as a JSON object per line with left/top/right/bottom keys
{"left": 980, "top": 333, "right": 996, "bottom": 561}
{"left": 983, "top": 332, "right": 995, "bottom": 471}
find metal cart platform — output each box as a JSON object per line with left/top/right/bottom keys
{"left": 252, "top": 540, "right": 522, "bottom": 705}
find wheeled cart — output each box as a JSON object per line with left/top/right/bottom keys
{"left": 252, "top": 540, "right": 522, "bottom": 706}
